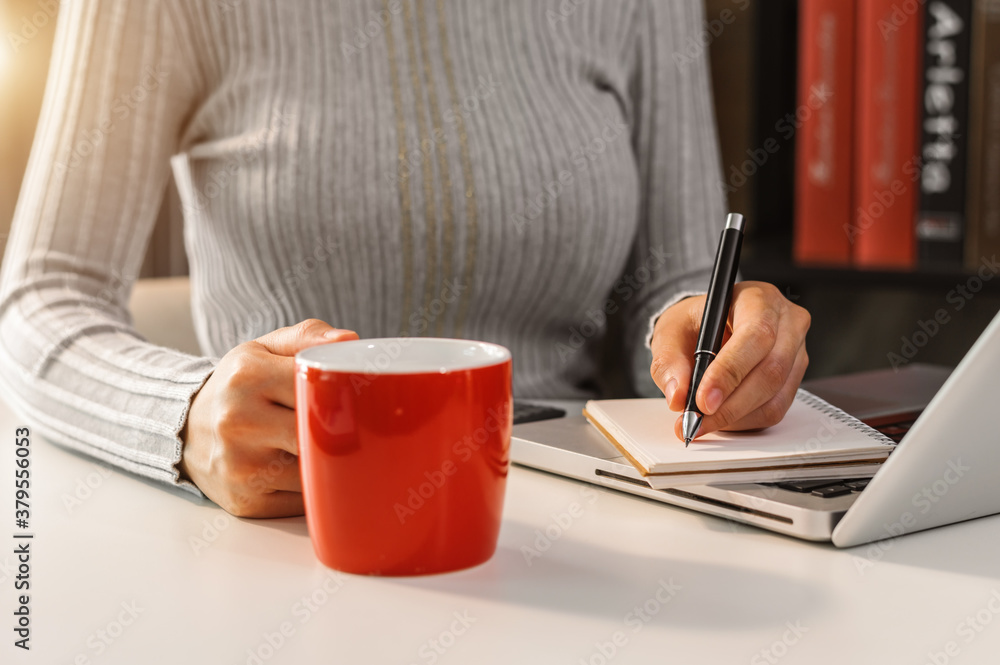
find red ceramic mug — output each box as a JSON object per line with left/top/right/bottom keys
{"left": 295, "top": 338, "right": 512, "bottom": 576}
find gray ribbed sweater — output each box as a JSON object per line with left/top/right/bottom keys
{"left": 0, "top": 0, "right": 724, "bottom": 497}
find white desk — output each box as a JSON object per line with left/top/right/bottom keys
{"left": 2, "top": 396, "right": 999, "bottom": 665}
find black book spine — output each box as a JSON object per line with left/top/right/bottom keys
{"left": 966, "top": 0, "right": 1000, "bottom": 267}
{"left": 749, "top": 0, "right": 798, "bottom": 261}
{"left": 917, "top": 0, "right": 975, "bottom": 268}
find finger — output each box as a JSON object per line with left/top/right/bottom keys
{"left": 253, "top": 355, "right": 297, "bottom": 408}
{"left": 253, "top": 318, "right": 359, "bottom": 357}
{"left": 246, "top": 449, "right": 302, "bottom": 493}
{"left": 696, "top": 318, "right": 805, "bottom": 434}
{"left": 716, "top": 344, "right": 808, "bottom": 433}
{"left": 250, "top": 330, "right": 357, "bottom": 408}
{"left": 650, "top": 296, "right": 703, "bottom": 411}
{"left": 212, "top": 392, "right": 300, "bottom": 462}
{"left": 236, "top": 491, "right": 305, "bottom": 519}
{"left": 696, "top": 284, "right": 782, "bottom": 416}
{"left": 259, "top": 491, "right": 305, "bottom": 518}
{"left": 672, "top": 346, "right": 808, "bottom": 441}
{"left": 239, "top": 402, "right": 299, "bottom": 454}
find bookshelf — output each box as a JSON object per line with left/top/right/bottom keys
{"left": 704, "top": 0, "right": 1000, "bottom": 377}
{"left": 742, "top": 259, "right": 1000, "bottom": 293}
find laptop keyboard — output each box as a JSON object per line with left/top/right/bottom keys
{"left": 513, "top": 401, "right": 567, "bottom": 425}
{"left": 768, "top": 477, "right": 870, "bottom": 498}
{"left": 760, "top": 418, "right": 917, "bottom": 499}
{"left": 876, "top": 419, "right": 916, "bottom": 443}
{"left": 511, "top": 401, "right": 918, "bottom": 500}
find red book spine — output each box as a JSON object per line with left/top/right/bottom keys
{"left": 851, "top": 0, "right": 923, "bottom": 268}
{"left": 794, "top": 0, "right": 857, "bottom": 266}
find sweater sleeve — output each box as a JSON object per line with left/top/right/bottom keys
{"left": 620, "top": 0, "right": 728, "bottom": 397}
{"left": 0, "top": 0, "right": 215, "bottom": 496}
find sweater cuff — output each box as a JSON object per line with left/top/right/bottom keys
{"left": 628, "top": 288, "right": 706, "bottom": 398}
{"left": 643, "top": 290, "right": 706, "bottom": 349}
{"left": 167, "top": 363, "right": 218, "bottom": 499}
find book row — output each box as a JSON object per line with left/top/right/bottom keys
{"left": 793, "top": 0, "right": 1000, "bottom": 270}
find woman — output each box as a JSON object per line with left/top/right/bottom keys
{"left": 0, "top": 0, "right": 809, "bottom": 517}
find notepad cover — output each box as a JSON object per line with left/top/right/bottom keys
{"left": 583, "top": 390, "right": 894, "bottom": 484}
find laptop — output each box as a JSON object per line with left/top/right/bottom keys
{"left": 510, "top": 310, "right": 1000, "bottom": 547}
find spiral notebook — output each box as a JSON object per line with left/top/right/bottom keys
{"left": 583, "top": 390, "right": 896, "bottom": 488}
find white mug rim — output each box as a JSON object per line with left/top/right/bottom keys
{"left": 295, "top": 337, "right": 512, "bottom": 375}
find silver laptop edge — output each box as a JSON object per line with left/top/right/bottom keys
{"left": 511, "top": 417, "right": 851, "bottom": 541}
{"left": 512, "top": 311, "right": 1000, "bottom": 547}
{"left": 832, "top": 311, "right": 1000, "bottom": 547}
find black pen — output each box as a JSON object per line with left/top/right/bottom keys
{"left": 682, "top": 213, "right": 746, "bottom": 446}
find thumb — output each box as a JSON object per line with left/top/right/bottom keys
{"left": 253, "top": 318, "right": 359, "bottom": 357}
{"left": 649, "top": 298, "right": 701, "bottom": 412}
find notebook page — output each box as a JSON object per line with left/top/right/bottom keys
{"left": 585, "top": 390, "right": 894, "bottom": 474}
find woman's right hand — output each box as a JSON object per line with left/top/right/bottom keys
{"left": 179, "top": 319, "right": 359, "bottom": 517}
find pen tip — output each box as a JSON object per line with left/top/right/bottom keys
{"left": 681, "top": 410, "right": 702, "bottom": 447}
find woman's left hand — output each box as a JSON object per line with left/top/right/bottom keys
{"left": 649, "top": 281, "right": 811, "bottom": 441}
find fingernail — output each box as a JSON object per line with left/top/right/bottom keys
{"left": 323, "top": 329, "right": 346, "bottom": 339}
{"left": 705, "top": 388, "right": 723, "bottom": 414}
{"left": 665, "top": 378, "right": 678, "bottom": 405}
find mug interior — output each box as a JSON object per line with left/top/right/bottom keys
{"left": 295, "top": 337, "right": 511, "bottom": 374}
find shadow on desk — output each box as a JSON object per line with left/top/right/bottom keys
{"left": 535, "top": 469, "right": 1000, "bottom": 585}
{"left": 649, "top": 480, "right": 1000, "bottom": 584}
{"left": 393, "top": 520, "right": 824, "bottom": 630}
{"left": 837, "top": 515, "right": 1000, "bottom": 582}
{"left": 48, "top": 435, "right": 1000, "bottom": 603}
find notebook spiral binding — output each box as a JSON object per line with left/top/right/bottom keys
{"left": 795, "top": 389, "right": 898, "bottom": 447}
